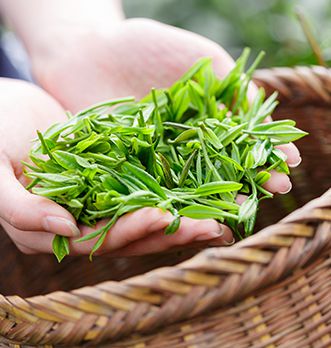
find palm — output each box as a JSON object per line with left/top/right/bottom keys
{"left": 34, "top": 19, "right": 235, "bottom": 112}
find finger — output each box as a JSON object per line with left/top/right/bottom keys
{"left": 95, "top": 217, "right": 233, "bottom": 257}
{"left": 0, "top": 163, "right": 80, "bottom": 237}
{"left": 276, "top": 143, "right": 302, "bottom": 168}
{"left": 70, "top": 207, "right": 175, "bottom": 254}
{"left": 0, "top": 218, "right": 53, "bottom": 254}
{"left": 263, "top": 170, "right": 292, "bottom": 194}
{"left": 236, "top": 194, "right": 248, "bottom": 205}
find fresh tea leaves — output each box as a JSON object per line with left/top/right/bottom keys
{"left": 25, "top": 49, "right": 307, "bottom": 261}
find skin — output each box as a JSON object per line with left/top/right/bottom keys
{"left": 0, "top": 1, "right": 301, "bottom": 257}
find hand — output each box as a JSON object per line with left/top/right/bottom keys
{"left": 32, "top": 18, "right": 301, "bottom": 193}
{"left": 0, "top": 78, "right": 233, "bottom": 256}
{"left": 0, "top": 78, "right": 81, "bottom": 254}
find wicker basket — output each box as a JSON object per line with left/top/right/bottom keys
{"left": 0, "top": 66, "right": 330, "bottom": 348}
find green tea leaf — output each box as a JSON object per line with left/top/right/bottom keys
{"left": 195, "top": 181, "right": 242, "bottom": 196}
{"left": 89, "top": 229, "right": 108, "bottom": 261}
{"left": 158, "top": 153, "right": 175, "bottom": 189}
{"left": 77, "top": 96, "right": 135, "bottom": 116}
{"left": 122, "top": 162, "right": 167, "bottom": 199}
{"left": 197, "top": 198, "right": 239, "bottom": 211}
{"left": 113, "top": 190, "right": 160, "bottom": 206}
{"left": 250, "top": 119, "right": 296, "bottom": 132}
{"left": 177, "top": 57, "right": 211, "bottom": 83}
{"left": 244, "top": 151, "right": 255, "bottom": 169}
{"left": 238, "top": 194, "right": 258, "bottom": 223}
{"left": 178, "top": 150, "right": 197, "bottom": 187}
{"left": 244, "top": 213, "right": 256, "bottom": 236}
{"left": 75, "top": 132, "right": 102, "bottom": 153}
{"left": 168, "top": 129, "right": 197, "bottom": 144}
{"left": 173, "top": 85, "right": 190, "bottom": 121}
{"left": 101, "top": 175, "right": 129, "bottom": 194}
{"left": 268, "top": 149, "right": 290, "bottom": 174}
{"left": 255, "top": 171, "right": 272, "bottom": 185}
{"left": 251, "top": 139, "right": 272, "bottom": 168}
{"left": 179, "top": 205, "right": 226, "bottom": 220}
{"left": 217, "top": 154, "right": 244, "bottom": 171}
{"left": 219, "top": 123, "right": 247, "bottom": 147}
{"left": 53, "top": 151, "right": 91, "bottom": 170}
{"left": 164, "top": 216, "right": 181, "bottom": 235}
{"left": 52, "top": 235, "right": 70, "bottom": 262}
{"left": 27, "top": 172, "right": 80, "bottom": 184}
{"left": 32, "top": 185, "right": 78, "bottom": 197}
{"left": 244, "top": 125, "right": 308, "bottom": 143}
{"left": 37, "top": 131, "right": 55, "bottom": 160}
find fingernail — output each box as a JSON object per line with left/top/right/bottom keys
{"left": 223, "top": 237, "right": 236, "bottom": 246}
{"left": 43, "top": 216, "right": 81, "bottom": 237}
{"left": 279, "top": 181, "right": 292, "bottom": 194}
{"left": 208, "top": 236, "right": 235, "bottom": 247}
{"left": 288, "top": 157, "right": 302, "bottom": 168}
{"left": 194, "top": 224, "right": 224, "bottom": 241}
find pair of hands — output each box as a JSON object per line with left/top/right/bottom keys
{"left": 0, "top": 19, "right": 301, "bottom": 257}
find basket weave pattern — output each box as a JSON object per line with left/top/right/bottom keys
{"left": 0, "top": 66, "right": 330, "bottom": 347}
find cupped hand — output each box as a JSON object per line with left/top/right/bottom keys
{"left": 0, "top": 78, "right": 80, "bottom": 254}
{"left": 32, "top": 18, "right": 301, "bottom": 196}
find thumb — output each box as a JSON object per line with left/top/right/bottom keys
{"left": 0, "top": 163, "right": 80, "bottom": 237}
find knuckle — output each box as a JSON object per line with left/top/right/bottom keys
{"left": 30, "top": 194, "right": 49, "bottom": 210}
{"left": 183, "top": 219, "right": 205, "bottom": 232}
{"left": 8, "top": 210, "right": 24, "bottom": 230}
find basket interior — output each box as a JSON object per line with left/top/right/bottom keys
{"left": 1, "top": 84, "right": 330, "bottom": 298}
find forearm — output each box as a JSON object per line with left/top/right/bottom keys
{"left": 0, "top": 0, "right": 124, "bottom": 56}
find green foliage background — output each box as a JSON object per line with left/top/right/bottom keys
{"left": 123, "top": 0, "right": 331, "bottom": 67}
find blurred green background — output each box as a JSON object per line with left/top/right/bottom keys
{"left": 123, "top": 0, "right": 331, "bottom": 67}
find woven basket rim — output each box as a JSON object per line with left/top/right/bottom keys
{"left": 1, "top": 65, "right": 331, "bottom": 347}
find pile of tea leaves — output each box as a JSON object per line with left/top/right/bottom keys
{"left": 24, "top": 49, "right": 307, "bottom": 261}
